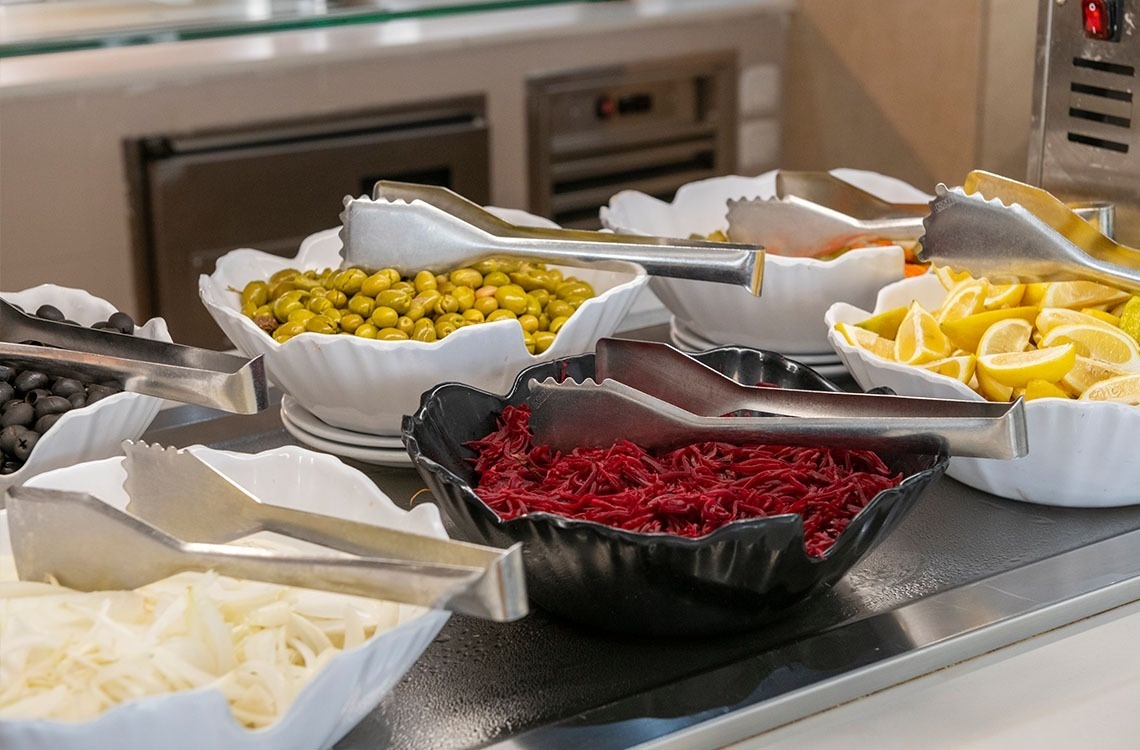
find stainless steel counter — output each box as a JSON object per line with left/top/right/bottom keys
{"left": 138, "top": 339, "right": 1140, "bottom": 749}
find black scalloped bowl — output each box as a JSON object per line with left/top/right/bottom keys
{"left": 402, "top": 346, "right": 948, "bottom": 637}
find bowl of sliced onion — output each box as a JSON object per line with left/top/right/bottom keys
{"left": 0, "top": 445, "right": 449, "bottom": 750}
{"left": 403, "top": 347, "right": 948, "bottom": 636}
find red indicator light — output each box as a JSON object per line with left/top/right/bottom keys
{"left": 1082, "top": 0, "right": 1118, "bottom": 41}
{"left": 595, "top": 95, "right": 616, "bottom": 120}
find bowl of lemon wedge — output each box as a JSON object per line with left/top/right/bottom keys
{"left": 825, "top": 268, "right": 1140, "bottom": 507}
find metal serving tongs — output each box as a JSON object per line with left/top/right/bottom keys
{"left": 726, "top": 170, "right": 1114, "bottom": 258}
{"left": 0, "top": 298, "right": 267, "bottom": 414}
{"left": 918, "top": 170, "right": 1140, "bottom": 292}
{"left": 526, "top": 338, "right": 1027, "bottom": 459}
{"left": 338, "top": 181, "right": 764, "bottom": 295}
{"left": 4, "top": 441, "right": 528, "bottom": 622}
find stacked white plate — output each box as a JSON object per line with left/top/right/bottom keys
{"left": 279, "top": 395, "right": 413, "bottom": 468}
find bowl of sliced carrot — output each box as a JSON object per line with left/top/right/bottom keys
{"left": 403, "top": 346, "right": 948, "bottom": 636}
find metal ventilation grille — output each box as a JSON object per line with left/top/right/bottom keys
{"left": 1066, "top": 56, "right": 1135, "bottom": 153}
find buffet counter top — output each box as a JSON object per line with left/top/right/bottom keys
{"left": 136, "top": 327, "right": 1140, "bottom": 749}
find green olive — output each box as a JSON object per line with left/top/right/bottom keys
{"left": 486, "top": 309, "right": 517, "bottom": 323}
{"left": 370, "top": 306, "right": 399, "bottom": 329}
{"left": 556, "top": 280, "right": 594, "bottom": 299}
{"left": 348, "top": 293, "right": 375, "bottom": 318}
{"left": 518, "top": 313, "right": 540, "bottom": 334}
{"left": 396, "top": 316, "right": 415, "bottom": 336}
{"left": 335, "top": 268, "right": 367, "bottom": 295}
{"left": 433, "top": 294, "right": 460, "bottom": 315}
{"left": 529, "top": 288, "right": 551, "bottom": 309}
{"left": 450, "top": 268, "right": 483, "bottom": 288}
{"left": 413, "top": 270, "right": 438, "bottom": 293}
{"left": 308, "top": 296, "right": 334, "bottom": 315}
{"left": 452, "top": 286, "right": 475, "bottom": 312}
{"left": 545, "top": 299, "right": 574, "bottom": 319}
{"left": 272, "top": 320, "right": 307, "bottom": 343}
{"left": 361, "top": 271, "right": 392, "bottom": 297}
{"left": 462, "top": 308, "right": 485, "bottom": 325}
{"left": 521, "top": 331, "right": 536, "bottom": 354}
{"left": 376, "top": 289, "right": 411, "bottom": 315}
{"left": 339, "top": 312, "right": 365, "bottom": 334}
{"left": 305, "top": 315, "right": 337, "bottom": 335}
{"left": 473, "top": 296, "right": 499, "bottom": 316}
{"left": 533, "top": 330, "right": 556, "bottom": 354}
{"left": 287, "top": 308, "right": 316, "bottom": 325}
{"left": 377, "top": 327, "right": 410, "bottom": 341}
{"left": 272, "top": 290, "right": 307, "bottom": 322}
{"left": 324, "top": 289, "right": 348, "bottom": 308}
{"left": 412, "top": 318, "right": 437, "bottom": 342}
{"left": 494, "top": 284, "right": 528, "bottom": 315}
{"left": 241, "top": 281, "right": 269, "bottom": 308}
{"left": 484, "top": 271, "right": 511, "bottom": 288}
{"left": 354, "top": 323, "right": 378, "bottom": 339}
{"left": 549, "top": 315, "right": 570, "bottom": 333}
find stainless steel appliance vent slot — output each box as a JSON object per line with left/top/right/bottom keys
{"left": 528, "top": 52, "right": 738, "bottom": 229}
{"left": 1066, "top": 55, "right": 1134, "bottom": 153}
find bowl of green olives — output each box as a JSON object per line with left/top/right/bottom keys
{"left": 200, "top": 207, "right": 648, "bottom": 436}
{"left": 0, "top": 284, "right": 169, "bottom": 498}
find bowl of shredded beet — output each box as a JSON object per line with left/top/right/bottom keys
{"left": 403, "top": 346, "right": 948, "bottom": 636}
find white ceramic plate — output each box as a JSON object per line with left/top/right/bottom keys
{"left": 280, "top": 395, "right": 403, "bottom": 449}
{"left": 602, "top": 169, "right": 930, "bottom": 354}
{"left": 824, "top": 274, "right": 1140, "bottom": 507}
{"left": 280, "top": 410, "right": 414, "bottom": 468}
{"left": 201, "top": 208, "right": 648, "bottom": 436}
{"left": 0, "top": 445, "right": 448, "bottom": 749}
{"left": 0, "top": 285, "right": 168, "bottom": 498}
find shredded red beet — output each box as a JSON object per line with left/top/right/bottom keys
{"left": 467, "top": 404, "right": 904, "bottom": 557}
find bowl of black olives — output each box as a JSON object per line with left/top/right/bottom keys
{"left": 199, "top": 207, "right": 648, "bottom": 436}
{"left": 0, "top": 284, "right": 171, "bottom": 498}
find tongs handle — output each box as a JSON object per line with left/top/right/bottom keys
{"left": 595, "top": 338, "right": 1016, "bottom": 420}
{"left": 527, "top": 379, "right": 1026, "bottom": 459}
{"left": 0, "top": 298, "right": 268, "bottom": 414}
{"left": 341, "top": 182, "right": 764, "bottom": 294}
{"left": 6, "top": 487, "right": 528, "bottom": 622}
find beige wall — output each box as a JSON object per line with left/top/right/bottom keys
{"left": 781, "top": 0, "right": 1039, "bottom": 193}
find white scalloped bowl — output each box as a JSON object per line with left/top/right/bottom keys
{"left": 601, "top": 169, "right": 929, "bottom": 354}
{"left": 201, "top": 209, "right": 647, "bottom": 436}
{"left": 0, "top": 285, "right": 167, "bottom": 498}
{"left": 0, "top": 445, "right": 450, "bottom": 750}
{"left": 824, "top": 274, "right": 1140, "bottom": 507}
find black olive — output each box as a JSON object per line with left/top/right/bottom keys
{"left": 51, "top": 377, "right": 85, "bottom": 399}
{"left": 67, "top": 392, "right": 87, "bottom": 409}
{"left": 0, "top": 424, "right": 28, "bottom": 456}
{"left": 0, "top": 365, "right": 13, "bottom": 383}
{"left": 0, "top": 402, "right": 34, "bottom": 428}
{"left": 13, "top": 370, "right": 49, "bottom": 395}
{"left": 86, "top": 383, "right": 119, "bottom": 404}
{"left": 23, "top": 388, "right": 51, "bottom": 405}
{"left": 33, "top": 395, "right": 71, "bottom": 419}
{"left": 91, "top": 321, "right": 111, "bottom": 330}
{"left": 11, "top": 430, "right": 39, "bottom": 462}
{"left": 0, "top": 462, "right": 18, "bottom": 475}
{"left": 35, "top": 304, "right": 66, "bottom": 321}
{"left": 34, "top": 413, "right": 63, "bottom": 434}
{"left": 107, "top": 311, "right": 135, "bottom": 335}
{"left": 0, "top": 382, "right": 13, "bottom": 404}
{"left": 1, "top": 399, "right": 22, "bottom": 413}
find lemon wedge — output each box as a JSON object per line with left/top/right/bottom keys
{"left": 1039, "top": 323, "right": 1140, "bottom": 370}
{"left": 836, "top": 322, "right": 895, "bottom": 359}
{"left": 1025, "top": 378, "right": 1071, "bottom": 401}
{"left": 1079, "top": 372, "right": 1140, "bottom": 404}
{"left": 854, "top": 306, "right": 908, "bottom": 339}
{"left": 920, "top": 354, "right": 977, "bottom": 384}
{"left": 974, "top": 368, "right": 1014, "bottom": 401}
{"left": 935, "top": 279, "right": 989, "bottom": 324}
{"left": 1035, "top": 307, "right": 1120, "bottom": 336}
{"left": 984, "top": 283, "right": 1026, "bottom": 309}
{"left": 939, "top": 306, "right": 1038, "bottom": 353}
{"left": 1038, "top": 280, "right": 1132, "bottom": 310}
{"left": 1022, "top": 282, "right": 1051, "bottom": 306}
{"left": 934, "top": 265, "right": 974, "bottom": 290}
{"left": 976, "top": 344, "right": 1077, "bottom": 388}
{"left": 894, "top": 302, "right": 952, "bottom": 365}
{"left": 1060, "top": 356, "right": 1134, "bottom": 396}
{"left": 976, "top": 317, "right": 1033, "bottom": 357}
{"left": 1079, "top": 307, "right": 1123, "bottom": 326}
{"left": 1119, "top": 297, "right": 1140, "bottom": 345}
